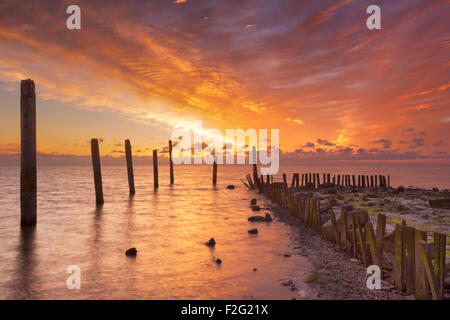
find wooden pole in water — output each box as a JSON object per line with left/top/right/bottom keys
{"left": 388, "top": 175, "right": 391, "bottom": 188}
{"left": 283, "top": 173, "right": 287, "bottom": 185}
{"left": 169, "top": 140, "right": 174, "bottom": 184}
{"left": 212, "top": 155, "right": 217, "bottom": 186}
{"left": 316, "top": 173, "right": 320, "bottom": 186}
{"left": 125, "top": 139, "right": 135, "bottom": 195}
{"left": 20, "top": 79, "right": 37, "bottom": 226}
{"left": 352, "top": 175, "right": 356, "bottom": 187}
{"left": 91, "top": 138, "right": 104, "bottom": 205}
{"left": 337, "top": 174, "right": 341, "bottom": 186}
{"left": 153, "top": 149, "right": 159, "bottom": 188}
{"left": 370, "top": 175, "right": 374, "bottom": 188}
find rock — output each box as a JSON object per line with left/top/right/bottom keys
{"left": 429, "top": 199, "right": 450, "bottom": 209}
{"left": 397, "top": 186, "right": 405, "bottom": 192}
{"left": 125, "top": 248, "right": 137, "bottom": 256}
{"left": 432, "top": 188, "right": 439, "bottom": 192}
{"left": 280, "top": 279, "right": 293, "bottom": 286}
{"left": 248, "top": 228, "right": 258, "bottom": 234}
{"left": 264, "top": 213, "right": 273, "bottom": 222}
{"left": 213, "top": 256, "right": 222, "bottom": 264}
{"left": 248, "top": 216, "right": 266, "bottom": 222}
{"left": 205, "top": 238, "right": 216, "bottom": 247}
{"left": 392, "top": 189, "right": 400, "bottom": 194}
{"left": 226, "top": 185, "right": 235, "bottom": 189}
{"left": 327, "top": 189, "right": 337, "bottom": 194}
{"left": 284, "top": 253, "right": 292, "bottom": 257}
{"left": 397, "top": 204, "right": 409, "bottom": 211}
{"left": 251, "top": 205, "right": 261, "bottom": 211}
{"left": 253, "top": 268, "right": 258, "bottom": 272}
{"left": 343, "top": 204, "right": 354, "bottom": 211}
{"left": 250, "top": 198, "right": 257, "bottom": 205}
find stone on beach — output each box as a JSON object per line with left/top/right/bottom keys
{"left": 213, "top": 256, "right": 222, "bottom": 264}
{"left": 205, "top": 238, "right": 216, "bottom": 247}
{"left": 248, "top": 213, "right": 273, "bottom": 222}
{"left": 250, "top": 198, "right": 257, "bottom": 205}
{"left": 248, "top": 228, "right": 258, "bottom": 234}
{"left": 280, "top": 279, "right": 293, "bottom": 286}
{"left": 251, "top": 205, "right": 261, "bottom": 211}
{"left": 226, "top": 185, "right": 235, "bottom": 189}
{"left": 265, "top": 213, "right": 273, "bottom": 222}
{"left": 125, "top": 248, "right": 137, "bottom": 256}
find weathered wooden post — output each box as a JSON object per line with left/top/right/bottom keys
{"left": 20, "top": 79, "right": 37, "bottom": 226}
{"left": 337, "top": 174, "right": 341, "bottom": 186}
{"left": 433, "top": 232, "right": 446, "bottom": 299}
{"left": 153, "top": 149, "right": 159, "bottom": 188}
{"left": 415, "top": 230, "right": 430, "bottom": 299}
{"left": 388, "top": 175, "right": 391, "bottom": 188}
{"left": 169, "top": 140, "right": 174, "bottom": 184}
{"left": 125, "top": 139, "right": 135, "bottom": 195}
{"left": 91, "top": 138, "right": 104, "bottom": 205}
{"left": 394, "top": 221, "right": 406, "bottom": 291}
{"left": 316, "top": 173, "right": 320, "bottom": 186}
{"left": 283, "top": 173, "right": 287, "bottom": 185}
{"left": 404, "top": 226, "right": 416, "bottom": 295}
{"left": 370, "top": 175, "right": 374, "bottom": 188}
{"left": 212, "top": 155, "right": 217, "bottom": 186}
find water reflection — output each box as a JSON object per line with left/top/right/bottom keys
{"left": 14, "top": 227, "right": 37, "bottom": 299}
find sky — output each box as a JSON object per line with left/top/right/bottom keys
{"left": 0, "top": 0, "right": 449, "bottom": 165}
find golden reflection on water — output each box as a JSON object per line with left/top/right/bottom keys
{"left": 0, "top": 165, "right": 313, "bottom": 299}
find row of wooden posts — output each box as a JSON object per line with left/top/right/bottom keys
{"left": 90, "top": 137, "right": 218, "bottom": 205}
{"left": 19, "top": 79, "right": 219, "bottom": 226}
{"left": 254, "top": 179, "right": 447, "bottom": 300}
{"left": 283, "top": 172, "right": 390, "bottom": 189}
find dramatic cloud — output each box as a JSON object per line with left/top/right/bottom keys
{"left": 0, "top": 0, "right": 448, "bottom": 161}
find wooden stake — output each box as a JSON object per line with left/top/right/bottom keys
{"left": 125, "top": 139, "right": 135, "bottom": 195}
{"left": 417, "top": 239, "right": 439, "bottom": 300}
{"left": 404, "top": 226, "right": 416, "bottom": 295}
{"left": 351, "top": 212, "right": 357, "bottom": 258}
{"left": 20, "top": 79, "right": 37, "bottom": 226}
{"left": 415, "top": 230, "right": 430, "bottom": 300}
{"left": 356, "top": 215, "right": 369, "bottom": 266}
{"left": 341, "top": 208, "right": 348, "bottom": 250}
{"left": 433, "top": 232, "right": 446, "bottom": 299}
{"left": 375, "top": 214, "right": 386, "bottom": 269}
{"left": 91, "top": 138, "right": 104, "bottom": 205}
{"left": 169, "top": 140, "right": 174, "bottom": 184}
{"left": 153, "top": 149, "right": 159, "bottom": 188}
{"left": 394, "top": 222, "right": 405, "bottom": 291}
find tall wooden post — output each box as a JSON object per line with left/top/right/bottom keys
{"left": 415, "top": 230, "right": 430, "bottom": 300}
{"left": 20, "top": 79, "right": 37, "bottom": 226}
{"left": 169, "top": 140, "right": 174, "bottom": 184}
{"left": 125, "top": 139, "right": 135, "bottom": 195}
{"left": 91, "top": 138, "right": 104, "bottom": 205}
{"left": 153, "top": 149, "right": 159, "bottom": 188}
{"left": 433, "top": 232, "right": 446, "bottom": 299}
{"left": 212, "top": 153, "right": 217, "bottom": 186}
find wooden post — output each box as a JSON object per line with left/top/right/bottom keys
{"left": 404, "top": 226, "right": 415, "bottom": 295}
{"left": 370, "top": 175, "right": 374, "bottom": 188}
{"left": 417, "top": 239, "right": 439, "bottom": 300}
{"left": 415, "top": 230, "right": 430, "bottom": 300}
{"left": 375, "top": 214, "right": 386, "bottom": 269}
{"left": 341, "top": 209, "right": 348, "bottom": 250}
{"left": 212, "top": 160, "right": 217, "bottom": 186}
{"left": 20, "top": 79, "right": 37, "bottom": 226}
{"left": 330, "top": 209, "right": 340, "bottom": 244}
{"left": 169, "top": 140, "right": 174, "bottom": 184}
{"left": 356, "top": 216, "right": 369, "bottom": 266}
{"left": 125, "top": 139, "right": 135, "bottom": 195}
{"left": 388, "top": 175, "right": 391, "bottom": 188}
{"left": 394, "top": 222, "right": 406, "bottom": 291}
{"left": 153, "top": 149, "right": 159, "bottom": 188}
{"left": 365, "top": 223, "right": 377, "bottom": 265}
{"left": 433, "top": 232, "right": 446, "bottom": 299}
{"left": 283, "top": 173, "right": 287, "bottom": 185}
{"left": 351, "top": 212, "right": 357, "bottom": 258}
{"left": 91, "top": 138, "right": 104, "bottom": 205}
{"left": 375, "top": 175, "right": 378, "bottom": 187}
{"left": 337, "top": 175, "right": 340, "bottom": 186}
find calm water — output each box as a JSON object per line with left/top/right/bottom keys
{"left": 0, "top": 162, "right": 448, "bottom": 299}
